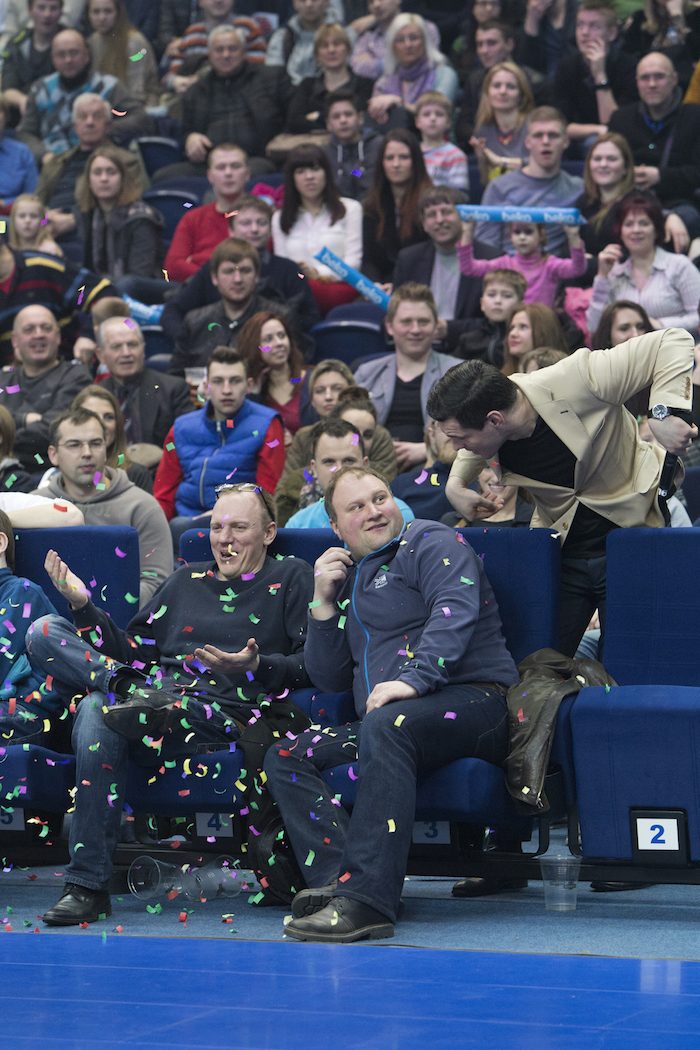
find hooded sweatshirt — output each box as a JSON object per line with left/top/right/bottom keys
{"left": 37, "top": 467, "right": 172, "bottom": 607}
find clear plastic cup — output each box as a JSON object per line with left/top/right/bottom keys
{"left": 539, "top": 853, "right": 582, "bottom": 912}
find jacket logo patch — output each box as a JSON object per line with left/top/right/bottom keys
{"left": 374, "top": 573, "right": 388, "bottom": 589}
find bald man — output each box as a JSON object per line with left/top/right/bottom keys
{"left": 610, "top": 51, "right": 700, "bottom": 237}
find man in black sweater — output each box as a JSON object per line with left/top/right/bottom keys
{"left": 610, "top": 51, "right": 700, "bottom": 236}
{"left": 97, "top": 316, "right": 193, "bottom": 468}
{"left": 28, "top": 482, "right": 314, "bottom": 926}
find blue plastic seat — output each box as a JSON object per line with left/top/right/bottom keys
{"left": 142, "top": 325, "right": 174, "bottom": 359}
{"left": 142, "top": 189, "right": 200, "bottom": 245}
{"left": 309, "top": 320, "right": 389, "bottom": 368}
{"left": 136, "top": 136, "right": 184, "bottom": 178}
{"left": 573, "top": 529, "right": 700, "bottom": 865}
{"left": 681, "top": 465, "right": 700, "bottom": 522}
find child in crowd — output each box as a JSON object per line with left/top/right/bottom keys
{"left": 454, "top": 269, "right": 526, "bottom": 367}
{"left": 415, "top": 91, "right": 469, "bottom": 191}
{"left": 458, "top": 218, "right": 586, "bottom": 307}
{"left": 8, "top": 194, "right": 62, "bottom": 256}
{"left": 323, "top": 89, "right": 382, "bottom": 201}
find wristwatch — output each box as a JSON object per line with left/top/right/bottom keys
{"left": 650, "top": 404, "right": 693, "bottom": 423}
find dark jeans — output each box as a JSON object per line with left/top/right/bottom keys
{"left": 264, "top": 683, "right": 509, "bottom": 922}
{"left": 27, "top": 614, "right": 240, "bottom": 891}
{"left": 558, "top": 553, "right": 607, "bottom": 658}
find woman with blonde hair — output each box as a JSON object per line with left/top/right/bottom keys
{"left": 8, "top": 194, "right": 61, "bottom": 256}
{"left": 287, "top": 24, "right": 374, "bottom": 135}
{"left": 75, "top": 144, "right": 163, "bottom": 282}
{"left": 369, "top": 13, "right": 458, "bottom": 124}
{"left": 470, "top": 62, "right": 534, "bottom": 182}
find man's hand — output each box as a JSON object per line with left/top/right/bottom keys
{"left": 24, "top": 411, "right": 42, "bottom": 426}
{"left": 311, "top": 546, "right": 354, "bottom": 618}
{"left": 597, "top": 242, "right": 623, "bottom": 277}
{"left": 44, "top": 550, "right": 90, "bottom": 610}
{"left": 648, "top": 416, "right": 698, "bottom": 455}
{"left": 580, "top": 37, "right": 608, "bottom": 78}
{"left": 185, "top": 132, "right": 213, "bottom": 164}
{"left": 193, "top": 638, "right": 260, "bottom": 675}
{"left": 393, "top": 440, "right": 426, "bottom": 472}
{"left": 634, "top": 165, "right": 660, "bottom": 190}
{"left": 366, "top": 679, "right": 418, "bottom": 712}
{"left": 445, "top": 480, "right": 505, "bottom": 522}
{"left": 368, "top": 93, "right": 401, "bottom": 123}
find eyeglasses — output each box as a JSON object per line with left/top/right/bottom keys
{"left": 57, "top": 438, "right": 105, "bottom": 452}
{"left": 214, "top": 482, "right": 276, "bottom": 521}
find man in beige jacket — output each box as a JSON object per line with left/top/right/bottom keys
{"left": 427, "top": 327, "right": 697, "bottom": 654}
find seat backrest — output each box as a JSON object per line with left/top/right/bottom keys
{"left": 180, "top": 527, "right": 336, "bottom": 565}
{"left": 179, "top": 526, "right": 559, "bottom": 663}
{"left": 309, "top": 321, "right": 388, "bottom": 367}
{"left": 141, "top": 325, "right": 174, "bottom": 358}
{"left": 136, "top": 136, "right": 184, "bottom": 177}
{"left": 143, "top": 189, "right": 199, "bottom": 243}
{"left": 14, "top": 526, "right": 140, "bottom": 628}
{"left": 603, "top": 527, "right": 700, "bottom": 685}
{"left": 458, "top": 528, "right": 560, "bottom": 664}
{"left": 681, "top": 465, "right": 700, "bottom": 522}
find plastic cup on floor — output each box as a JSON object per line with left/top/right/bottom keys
{"left": 127, "top": 856, "right": 199, "bottom": 901}
{"left": 191, "top": 856, "right": 254, "bottom": 900}
{"left": 539, "top": 853, "right": 582, "bottom": 912}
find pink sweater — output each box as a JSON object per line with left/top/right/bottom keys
{"left": 457, "top": 243, "right": 587, "bottom": 307}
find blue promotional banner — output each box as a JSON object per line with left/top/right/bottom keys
{"left": 314, "top": 247, "right": 391, "bottom": 311}
{"left": 457, "top": 205, "right": 585, "bottom": 225}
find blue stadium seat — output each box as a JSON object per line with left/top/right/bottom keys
{"left": 326, "top": 302, "right": 386, "bottom": 326}
{"left": 14, "top": 525, "right": 140, "bottom": 628}
{"left": 179, "top": 527, "right": 336, "bottom": 564}
{"left": 573, "top": 529, "right": 700, "bottom": 866}
{"left": 142, "top": 325, "right": 174, "bottom": 359}
{"left": 143, "top": 189, "right": 200, "bottom": 245}
{"left": 309, "top": 320, "right": 389, "bottom": 367}
{"left": 136, "top": 136, "right": 184, "bottom": 177}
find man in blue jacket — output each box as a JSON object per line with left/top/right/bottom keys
{"left": 264, "top": 465, "right": 518, "bottom": 942}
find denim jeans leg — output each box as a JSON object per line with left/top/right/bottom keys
{"left": 264, "top": 723, "right": 361, "bottom": 888}
{"left": 27, "top": 614, "right": 120, "bottom": 698}
{"left": 337, "top": 685, "right": 509, "bottom": 922}
{"left": 65, "top": 692, "right": 129, "bottom": 891}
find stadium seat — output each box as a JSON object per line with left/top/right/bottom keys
{"left": 14, "top": 525, "right": 140, "bottom": 628}
{"left": 136, "top": 136, "right": 184, "bottom": 178}
{"left": 142, "top": 325, "right": 174, "bottom": 359}
{"left": 326, "top": 302, "right": 386, "bottom": 326}
{"left": 143, "top": 189, "right": 200, "bottom": 245}
{"left": 309, "top": 320, "right": 389, "bottom": 367}
{"left": 179, "top": 527, "right": 336, "bottom": 565}
{"left": 573, "top": 529, "right": 700, "bottom": 872}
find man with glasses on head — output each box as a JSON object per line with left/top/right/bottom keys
{"left": 610, "top": 51, "right": 700, "bottom": 238}
{"left": 27, "top": 480, "right": 314, "bottom": 926}
{"left": 35, "top": 407, "right": 172, "bottom": 606}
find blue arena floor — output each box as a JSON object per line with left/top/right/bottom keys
{"left": 2, "top": 933, "right": 700, "bottom": 1049}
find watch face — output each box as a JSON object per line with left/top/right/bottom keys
{"left": 651, "top": 405, "right": 669, "bottom": 420}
